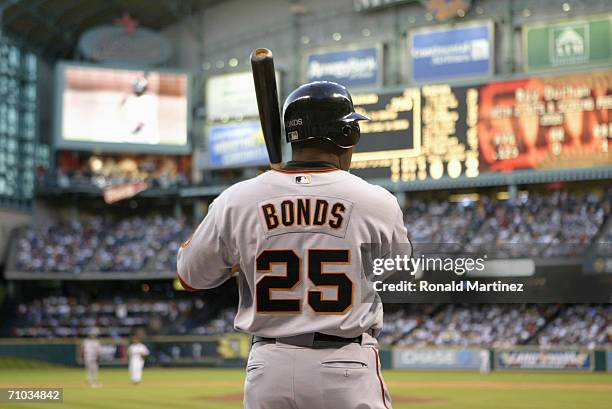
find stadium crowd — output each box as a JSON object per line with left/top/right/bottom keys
{"left": 11, "top": 188, "right": 611, "bottom": 274}
{"left": 405, "top": 189, "right": 610, "bottom": 257}
{"left": 388, "top": 304, "right": 559, "bottom": 347}
{"left": 14, "top": 217, "right": 107, "bottom": 273}
{"left": 537, "top": 304, "right": 612, "bottom": 349}
{"left": 8, "top": 296, "right": 221, "bottom": 338}
{"left": 14, "top": 216, "right": 190, "bottom": 273}
{"left": 595, "top": 219, "right": 612, "bottom": 256}
{"left": 7, "top": 297, "right": 610, "bottom": 348}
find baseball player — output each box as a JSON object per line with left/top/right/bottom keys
{"left": 81, "top": 329, "right": 101, "bottom": 387}
{"left": 479, "top": 348, "right": 491, "bottom": 374}
{"left": 178, "top": 81, "right": 411, "bottom": 409}
{"left": 119, "top": 75, "right": 159, "bottom": 144}
{"left": 128, "top": 338, "right": 150, "bottom": 384}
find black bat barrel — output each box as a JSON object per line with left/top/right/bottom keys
{"left": 250, "top": 48, "right": 283, "bottom": 166}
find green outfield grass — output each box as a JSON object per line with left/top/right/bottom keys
{"left": 0, "top": 367, "right": 610, "bottom": 409}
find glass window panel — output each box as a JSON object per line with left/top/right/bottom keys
{"left": 26, "top": 53, "right": 37, "bottom": 78}
{"left": 9, "top": 46, "right": 20, "bottom": 70}
{"left": 0, "top": 37, "right": 38, "bottom": 207}
{"left": 26, "top": 84, "right": 36, "bottom": 101}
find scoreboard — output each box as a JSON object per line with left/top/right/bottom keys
{"left": 351, "top": 69, "right": 612, "bottom": 182}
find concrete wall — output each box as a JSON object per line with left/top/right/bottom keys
{"left": 0, "top": 209, "right": 31, "bottom": 265}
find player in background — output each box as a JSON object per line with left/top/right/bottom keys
{"left": 178, "top": 81, "right": 411, "bottom": 409}
{"left": 81, "top": 328, "right": 101, "bottom": 387}
{"left": 480, "top": 348, "right": 491, "bottom": 374}
{"left": 128, "top": 337, "right": 150, "bottom": 385}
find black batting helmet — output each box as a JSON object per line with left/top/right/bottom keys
{"left": 283, "top": 81, "right": 369, "bottom": 149}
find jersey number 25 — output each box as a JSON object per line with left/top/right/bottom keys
{"left": 256, "top": 249, "right": 353, "bottom": 314}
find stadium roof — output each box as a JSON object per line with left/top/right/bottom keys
{"left": 0, "top": 0, "right": 217, "bottom": 58}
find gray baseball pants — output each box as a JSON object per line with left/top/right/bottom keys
{"left": 243, "top": 333, "right": 392, "bottom": 409}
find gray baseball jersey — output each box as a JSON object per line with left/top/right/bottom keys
{"left": 177, "top": 165, "right": 409, "bottom": 339}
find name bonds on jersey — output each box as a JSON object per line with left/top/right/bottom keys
{"left": 261, "top": 198, "right": 346, "bottom": 230}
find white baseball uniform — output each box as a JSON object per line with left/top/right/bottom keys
{"left": 128, "top": 342, "right": 150, "bottom": 383}
{"left": 479, "top": 349, "right": 490, "bottom": 374}
{"left": 178, "top": 162, "right": 411, "bottom": 409}
{"left": 82, "top": 338, "right": 101, "bottom": 386}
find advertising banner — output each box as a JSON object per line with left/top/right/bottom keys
{"left": 524, "top": 14, "right": 612, "bottom": 72}
{"left": 206, "top": 72, "right": 260, "bottom": 122}
{"left": 393, "top": 349, "right": 481, "bottom": 369}
{"left": 305, "top": 45, "right": 382, "bottom": 88}
{"left": 478, "top": 70, "right": 612, "bottom": 173}
{"left": 103, "top": 182, "right": 148, "bottom": 204}
{"left": 206, "top": 71, "right": 280, "bottom": 122}
{"left": 496, "top": 350, "right": 592, "bottom": 370}
{"left": 608, "top": 350, "right": 612, "bottom": 371}
{"left": 409, "top": 20, "right": 493, "bottom": 82}
{"left": 207, "top": 122, "right": 268, "bottom": 168}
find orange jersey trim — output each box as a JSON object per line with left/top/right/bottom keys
{"left": 372, "top": 349, "right": 389, "bottom": 409}
{"left": 272, "top": 167, "right": 340, "bottom": 174}
{"left": 176, "top": 272, "right": 200, "bottom": 292}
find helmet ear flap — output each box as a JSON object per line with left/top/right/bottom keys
{"left": 336, "top": 123, "right": 359, "bottom": 148}
{"left": 342, "top": 125, "right": 353, "bottom": 138}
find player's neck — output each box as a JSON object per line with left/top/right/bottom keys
{"left": 292, "top": 150, "right": 345, "bottom": 169}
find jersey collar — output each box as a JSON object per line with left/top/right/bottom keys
{"left": 274, "top": 161, "right": 340, "bottom": 173}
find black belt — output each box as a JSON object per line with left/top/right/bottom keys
{"left": 252, "top": 332, "right": 362, "bottom": 345}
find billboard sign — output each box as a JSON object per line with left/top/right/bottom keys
{"left": 393, "top": 349, "right": 481, "bottom": 370}
{"left": 78, "top": 26, "right": 172, "bottom": 66}
{"left": 207, "top": 122, "right": 268, "bottom": 168}
{"left": 523, "top": 14, "right": 612, "bottom": 72}
{"left": 305, "top": 45, "right": 382, "bottom": 88}
{"left": 409, "top": 20, "right": 493, "bottom": 82}
{"left": 55, "top": 63, "right": 190, "bottom": 153}
{"left": 496, "top": 350, "right": 592, "bottom": 370}
{"left": 206, "top": 71, "right": 281, "bottom": 122}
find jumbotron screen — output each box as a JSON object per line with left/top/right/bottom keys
{"left": 56, "top": 63, "right": 190, "bottom": 152}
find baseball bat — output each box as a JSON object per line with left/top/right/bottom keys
{"left": 250, "top": 48, "right": 282, "bottom": 168}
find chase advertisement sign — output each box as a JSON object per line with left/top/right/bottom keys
{"left": 207, "top": 122, "right": 268, "bottom": 168}
{"left": 305, "top": 45, "right": 382, "bottom": 88}
{"left": 393, "top": 349, "right": 481, "bottom": 369}
{"left": 409, "top": 20, "right": 493, "bottom": 82}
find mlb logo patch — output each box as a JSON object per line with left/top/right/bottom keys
{"left": 295, "top": 175, "right": 311, "bottom": 184}
{"left": 288, "top": 131, "right": 299, "bottom": 141}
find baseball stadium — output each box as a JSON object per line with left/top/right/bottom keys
{"left": 0, "top": 0, "right": 611, "bottom": 408}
